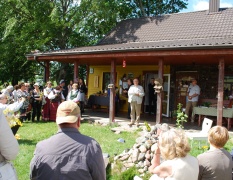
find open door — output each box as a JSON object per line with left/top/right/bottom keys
{"left": 162, "top": 74, "right": 170, "bottom": 117}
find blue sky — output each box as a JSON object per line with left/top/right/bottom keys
{"left": 182, "top": 0, "right": 233, "bottom": 12}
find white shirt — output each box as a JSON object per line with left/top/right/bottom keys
{"left": 48, "top": 90, "right": 65, "bottom": 100}
{"left": 187, "top": 84, "right": 200, "bottom": 102}
{"left": 128, "top": 85, "right": 145, "bottom": 104}
{"left": 0, "top": 101, "right": 24, "bottom": 112}
{"left": 43, "top": 87, "right": 53, "bottom": 98}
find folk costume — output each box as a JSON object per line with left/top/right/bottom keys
{"left": 42, "top": 87, "right": 53, "bottom": 121}
{"left": 48, "top": 90, "right": 65, "bottom": 121}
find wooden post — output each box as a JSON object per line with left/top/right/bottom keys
{"left": 109, "top": 59, "right": 116, "bottom": 123}
{"left": 156, "top": 58, "right": 164, "bottom": 124}
{"left": 74, "top": 60, "right": 79, "bottom": 82}
{"left": 217, "top": 58, "right": 224, "bottom": 126}
{"left": 45, "top": 61, "right": 50, "bottom": 82}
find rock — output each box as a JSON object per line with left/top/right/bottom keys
{"left": 145, "top": 140, "right": 152, "bottom": 149}
{"left": 138, "top": 161, "right": 144, "bottom": 168}
{"left": 127, "top": 156, "right": 133, "bottom": 163}
{"left": 115, "top": 131, "right": 121, "bottom": 134}
{"left": 120, "top": 154, "right": 130, "bottom": 161}
{"left": 136, "top": 137, "right": 147, "bottom": 144}
{"left": 139, "top": 145, "right": 147, "bottom": 153}
{"left": 124, "top": 163, "right": 135, "bottom": 168}
{"left": 143, "top": 166, "right": 148, "bottom": 172}
{"left": 132, "top": 149, "right": 139, "bottom": 163}
{"left": 137, "top": 153, "right": 145, "bottom": 161}
{"left": 145, "top": 150, "right": 151, "bottom": 160}
{"left": 123, "top": 148, "right": 130, "bottom": 154}
{"left": 138, "top": 169, "right": 144, "bottom": 174}
{"left": 151, "top": 143, "right": 158, "bottom": 152}
{"left": 133, "top": 143, "right": 141, "bottom": 149}
{"left": 144, "top": 159, "right": 151, "bottom": 167}
{"left": 114, "top": 155, "right": 119, "bottom": 161}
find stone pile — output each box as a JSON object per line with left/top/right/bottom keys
{"left": 113, "top": 125, "right": 160, "bottom": 174}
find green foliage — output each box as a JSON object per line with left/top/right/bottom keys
{"left": 176, "top": 103, "right": 187, "bottom": 129}
{"left": 118, "top": 166, "right": 140, "bottom": 180}
{"left": 0, "top": 0, "right": 187, "bottom": 84}
{"left": 144, "top": 121, "right": 151, "bottom": 132}
{"left": 202, "top": 102, "right": 211, "bottom": 107}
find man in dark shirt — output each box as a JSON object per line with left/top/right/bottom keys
{"left": 30, "top": 101, "right": 106, "bottom": 180}
{"left": 60, "top": 79, "right": 68, "bottom": 99}
{"left": 148, "top": 78, "right": 157, "bottom": 115}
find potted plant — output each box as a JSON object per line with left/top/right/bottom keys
{"left": 3, "top": 108, "right": 22, "bottom": 135}
{"left": 175, "top": 103, "right": 188, "bottom": 129}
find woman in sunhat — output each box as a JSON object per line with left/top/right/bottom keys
{"left": 32, "top": 83, "right": 42, "bottom": 122}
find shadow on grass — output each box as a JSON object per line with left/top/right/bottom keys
{"left": 18, "top": 139, "right": 37, "bottom": 146}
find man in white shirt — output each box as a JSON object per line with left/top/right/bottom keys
{"left": 128, "top": 78, "right": 145, "bottom": 127}
{"left": 185, "top": 79, "right": 200, "bottom": 122}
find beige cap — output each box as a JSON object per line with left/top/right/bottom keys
{"left": 56, "top": 101, "right": 80, "bottom": 125}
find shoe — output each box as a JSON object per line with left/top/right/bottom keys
{"left": 136, "top": 122, "right": 140, "bottom": 127}
{"left": 128, "top": 122, "right": 134, "bottom": 127}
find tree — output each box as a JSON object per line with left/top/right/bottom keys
{"left": 0, "top": 0, "right": 187, "bottom": 85}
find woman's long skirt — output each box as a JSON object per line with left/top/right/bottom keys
{"left": 42, "top": 98, "right": 50, "bottom": 121}
{"left": 49, "top": 102, "right": 59, "bottom": 121}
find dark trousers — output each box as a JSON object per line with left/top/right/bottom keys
{"left": 19, "top": 108, "right": 27, "bottom": 122}
{"left": 149, "top": 96, "right": 157, "bottom": 114}
{"left": 127, "top": 103, "right": 131, "bottom": 118}
{"left": 80, "top": 101, "right": 84, "bottom": 113}
{"left": 32, "top": 101, "right": 42, "bottom": 122}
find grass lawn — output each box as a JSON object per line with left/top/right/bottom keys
{"left": 13, "top": 121, "right": 138, "bottom": 180}
{"left": 13, "top": 121, "right": 233, "bottom": 180}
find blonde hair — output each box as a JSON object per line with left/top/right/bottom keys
{"left": 159, "top": 128, "right": 190, "bottom": 160}
{"left": 208, "top": 126, "right": 229, "bottom": 148}
{"left": 72, "top": 83, "right": 78, "bottom": 89}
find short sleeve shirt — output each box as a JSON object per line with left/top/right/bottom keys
{"left": 187, "top": 84, "right": 200, "bottom": 102}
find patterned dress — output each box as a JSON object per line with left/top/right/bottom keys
{"left": 42, "top": 87, "right": 53, "bottom": 121}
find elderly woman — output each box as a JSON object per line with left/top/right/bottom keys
{"left": 0, "top": 109, "right": 19, "bottom": 179}
{"left": 149, "top": 128, "right": 199, "bottom": 180}
{"left": 0, "top": 94, "right": 25, "bottom": 112}
{"left": 197, "top": 126, "right": 233, "bottom": 180}
{"left": 66, "top": 83, "right": 79, "bottom": 102}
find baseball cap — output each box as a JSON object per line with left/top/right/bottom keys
{"left": 56, "top": 101, "right": 80, "bottom": 125}
{"left": 59, "top": 79, "right": 65, "bottom": 84}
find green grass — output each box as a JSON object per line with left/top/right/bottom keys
{"left": 13, "top": 121, "right": 137, "bottom": 180}
{"left": 12, "top": 122, "right": 233, "bottom": 180}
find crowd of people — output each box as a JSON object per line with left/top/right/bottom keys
{"left": 0, "top": 78, "right": 87, "bottom": 123}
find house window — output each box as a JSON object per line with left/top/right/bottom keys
{"left": 102, "top": 72, "right": 111, "bottom": 92}
{"left": 102, "top": 72, "right": 117, "bottom": 93}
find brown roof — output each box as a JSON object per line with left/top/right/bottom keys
{"left": 27, "top": 8, "right": 233, "bottom": 57}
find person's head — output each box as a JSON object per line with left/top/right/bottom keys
{"left": 33, "top": 83, "right": 40, "bottom": 90}
{"left": 72, "top": 83, "right": 78, "bottom": 90}
{"left": 0, "top": 94, "right": 8, "bottom": 104}
{"left": 208, "top": 126, "right": 229, "bottom": 148}
{"left": 59, "top": 80, "right": 65, "bottom": 87}
{"left": 25, "top": 83, "right": 30, "bottom": 91}
{"left": 69, "top": 80, "right": 73, "bottom": 85}
{"left": 150, "top": 78, "right": 155, "bottom": 84}
{"left": 154, "top": 78, "right": 163, "bottom": 93}
{"left": 79, "top": 78, "right": 85, "bottom": 85}
{"left": 14, "top": 85, "right": 19, "bottom": 91}
{"left": 159, "top": 128, "right": 190, "bottom": 160}
{"left": 46, "top": 81, "right": 52, "bottom": 88}
{"left": 18, "top": 82, "right": 26, "bottom": 91}
{"left": 191, "top": 79, "right": 197, "bottom": 86}
{"left": 6, "top": 85, "right": 13, "bottom": 93}
{"left": 56, "top": 101, "right": 81, "bottom": 129}
{"left": 127, "top": 79, "right": 133, "bottom": 86}
{"left": 55, "top": 85, "right": 61, "bottom": 91}
{"left": 133, "top": 78, "right": 139, "bottom": 86}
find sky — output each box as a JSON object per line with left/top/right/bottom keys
{"left": 182, "top": 0, "right": 233, "bottom": 12}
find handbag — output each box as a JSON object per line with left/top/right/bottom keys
{"left": 0, "top": 161, "right": 18, "bottom": 180}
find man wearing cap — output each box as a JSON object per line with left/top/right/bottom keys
{"left": 30, "top": 101, "right": 106, "bottom": 180}
{"left": 60, "top": 79, "right": 68, "bottom": 99}
{"left": 185, "top": 79, "right": 200, "bottom": 122}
